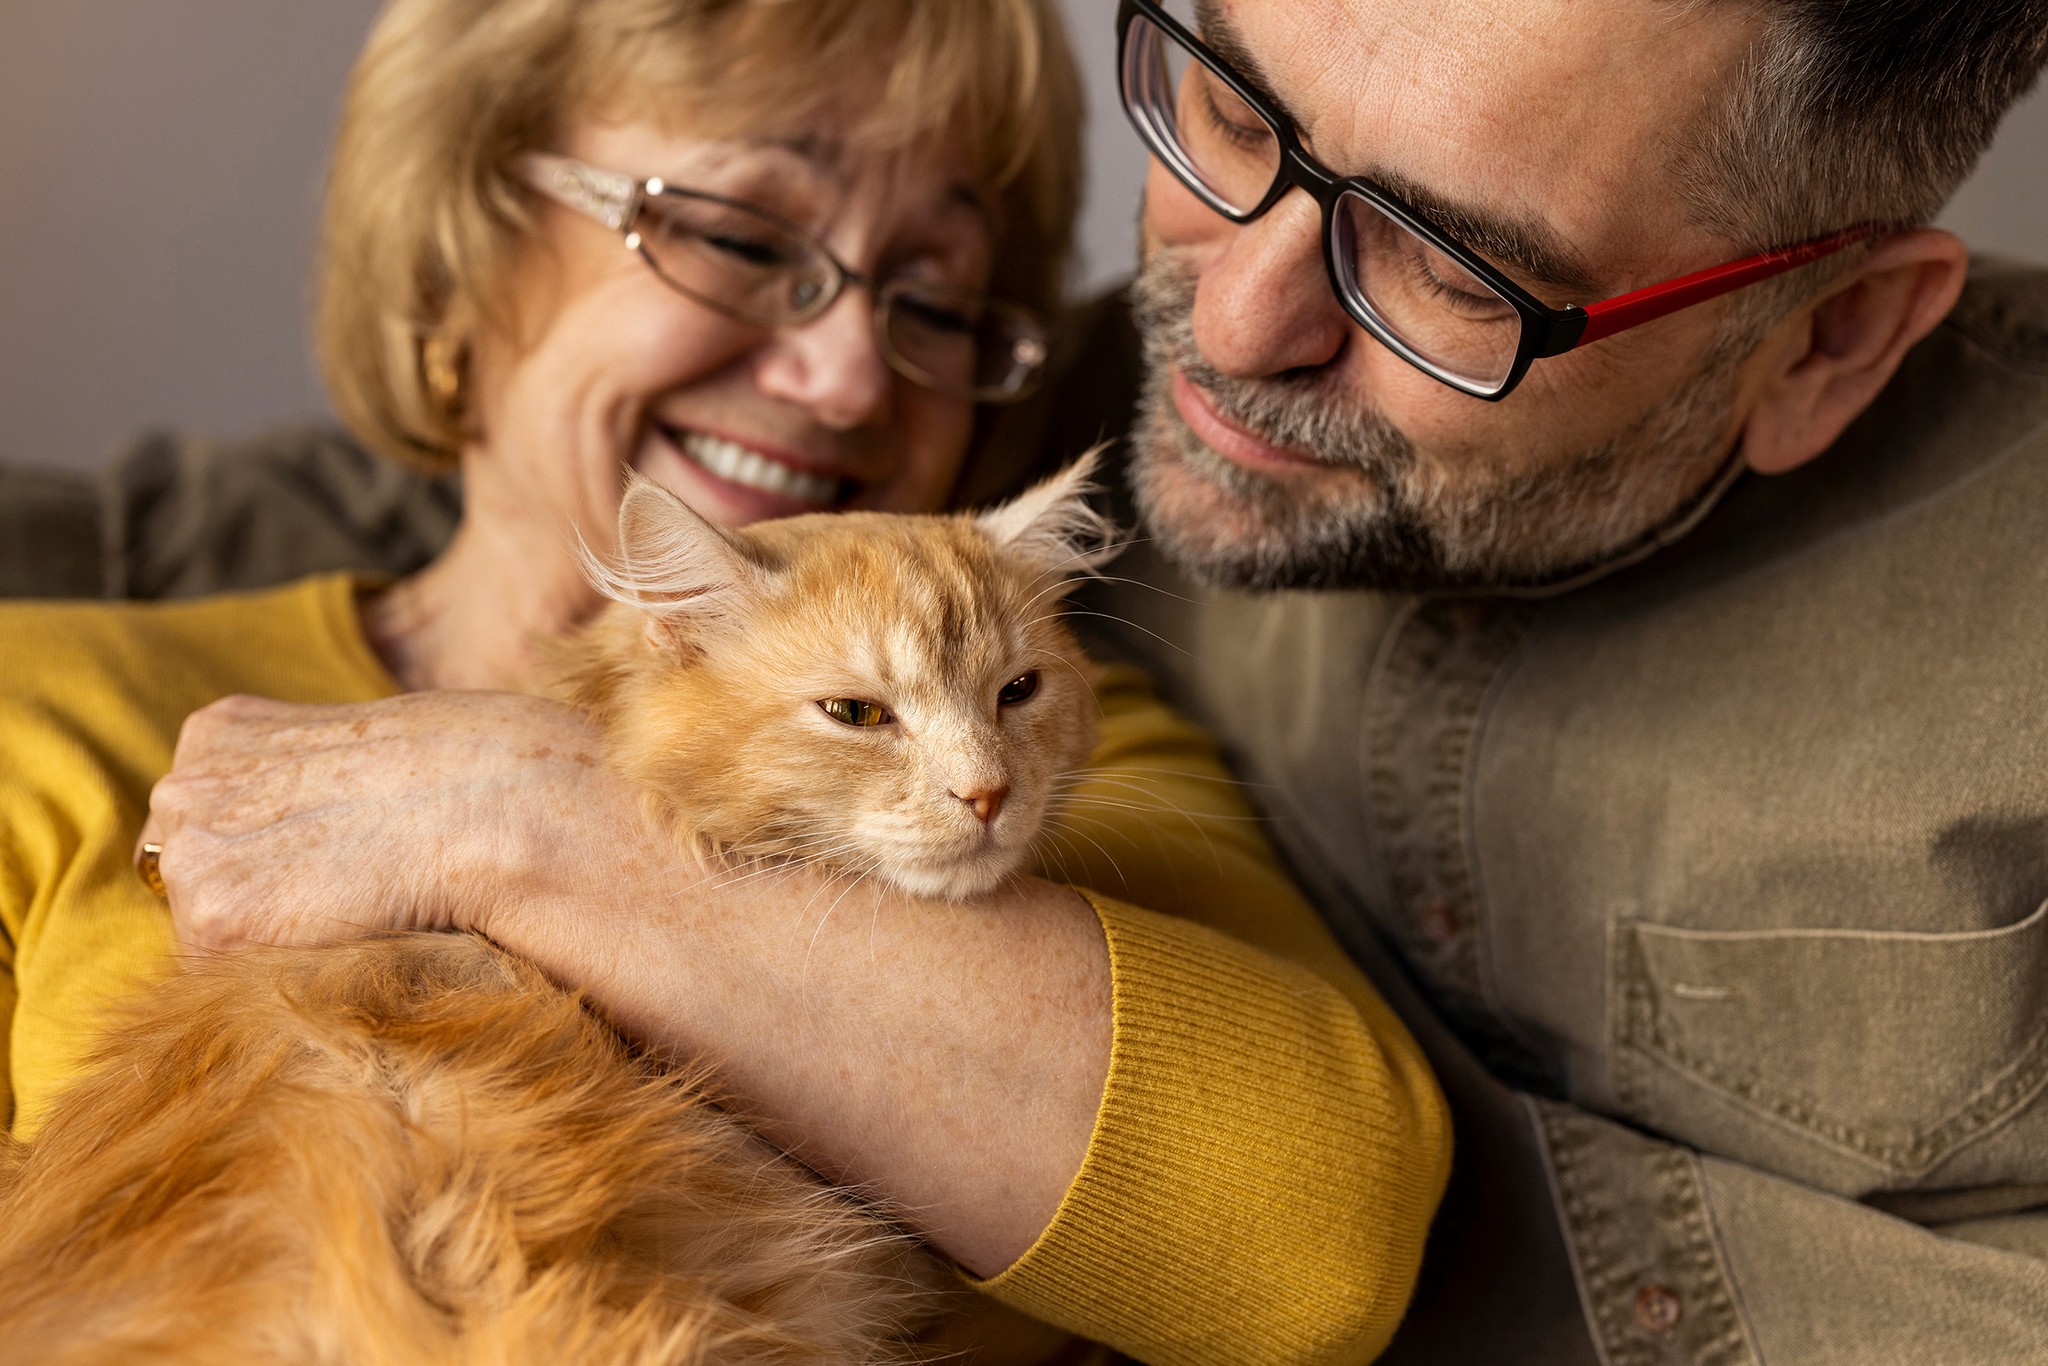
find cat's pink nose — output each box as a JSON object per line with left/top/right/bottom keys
{"left": 953, "top": 784, "right": 1008, "bottom": 825}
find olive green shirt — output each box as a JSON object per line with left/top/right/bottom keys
{"left": 1074, "top": 260, "right": 2048, "bottom": 1365}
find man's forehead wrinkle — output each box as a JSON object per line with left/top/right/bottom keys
{"left": 1245, "top": 0, "right": 1751, "bottom": 295}
{"left": 1228, "top": 0, "right": 1601, "bottom": 297}
{"left": 1199, "top": 0, "right": 1314, "bottom": 128}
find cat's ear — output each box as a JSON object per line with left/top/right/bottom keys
{"left": 975, "top": 446, "right": 1122, "bottom": 590}
{"left": 583, "top": 474, "right": 761, "bottom": 655}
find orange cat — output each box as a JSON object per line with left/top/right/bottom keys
{"left": 0, "top": 457, "right": 1114, "bottom": 1365}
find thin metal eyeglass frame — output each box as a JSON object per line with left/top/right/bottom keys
{"left": 514, "top": 151, "right": 1048, "bottom": 403}
{"left": 1117, "top": 0, "right": 1879, "bottom": 401}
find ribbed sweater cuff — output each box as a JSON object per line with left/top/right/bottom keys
{"left": 975, "top": 892, "right": 1442, "bottom": 1366}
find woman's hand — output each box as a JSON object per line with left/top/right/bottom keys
{"left": 140, "top": 690, "right": 662, "bottom": 951}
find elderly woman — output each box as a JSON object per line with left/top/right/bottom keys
{"left": 0, "top": 1, "right": 1447, "bottom": 1361}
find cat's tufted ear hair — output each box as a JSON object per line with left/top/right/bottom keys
{"left": 581, "top": 474, "right": 763, "bottom": 653}
{"left": 974, "top": 446, "right": 1122, "bottom": 588}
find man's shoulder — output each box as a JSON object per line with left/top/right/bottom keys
{"left": 1895, "top": 253, "right": 2048, "bottom": 472}
{"left": 1943, "top": 255, "right": 2048, "bottom": 374}
{"left": 1563, "top": 254, "right": 2048, "bottom": 607}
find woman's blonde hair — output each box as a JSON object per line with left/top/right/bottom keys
{"left": 317, "top": 0, "right": 1085, "bottom": 470}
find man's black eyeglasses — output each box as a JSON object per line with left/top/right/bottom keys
{"left": 1117, "top": 0, "right": 1877, "bottom": 400}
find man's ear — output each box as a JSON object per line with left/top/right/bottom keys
{"left": 582, "top": 474, "right": 761, "bottom": 655}
{"left": 1738, "top": 228, "right": 1970, "bottom": 476}
{"left": 975, "top": 446, "right": 1123, "bottom": 588}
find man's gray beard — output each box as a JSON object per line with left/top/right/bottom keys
{"left": 1127, "top": 251, "right": 1750, "bottom": 593}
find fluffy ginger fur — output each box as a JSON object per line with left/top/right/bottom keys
{"left": 0, "top": 935, "right": 939, "bottom": 1365}
{"left": 560, "top": 457, "right": 1112, "bottom": 901}
{"left": 0, "top": 457, "right": 1115, "bottom": 1364}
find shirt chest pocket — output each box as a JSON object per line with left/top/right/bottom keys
{"left": 1609, "top": 901, "right": 2048, "bottom": 1193}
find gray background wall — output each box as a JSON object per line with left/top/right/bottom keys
{"left": 0, "top": 1, "right": 2042, "bottom": 473}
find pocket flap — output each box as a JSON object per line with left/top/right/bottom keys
{"left": 1616, "top": 901, "right": 2048, "bottom": 1173}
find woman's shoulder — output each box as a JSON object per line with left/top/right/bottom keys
{"left": 0, "top": 575, "right": 397, "bottom": 719}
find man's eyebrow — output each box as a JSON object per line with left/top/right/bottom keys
{"left": 1196, "top": 0, "right": 1310, "bottom": 130}
{"left": 1195, "top": 0, "right": 1600, "bottom": 300}
{"left": 1368, "top": 169, "right": 1601, "bottom": 299}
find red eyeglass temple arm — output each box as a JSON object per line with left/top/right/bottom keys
{"left": 1564, "top": 224, "right": 1882, "bottom": 350}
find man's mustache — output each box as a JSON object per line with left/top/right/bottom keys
{"left": 1128, "top": 249, "right": 1417, "bottom": 476}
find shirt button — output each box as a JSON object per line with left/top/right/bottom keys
{"left": 1416, "top": 900, "right": 1460, "bottom": 944}
{"left": 1634, "top": 1285, "right": 1682, "bottom": 1333}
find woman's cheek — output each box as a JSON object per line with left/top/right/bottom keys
{"left": 562, "top": 273, "right": 756, "bottom": 401}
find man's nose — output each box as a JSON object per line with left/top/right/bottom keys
{"left": 753, "top": 288, "right": 894, "bottom": 429}
{"left": 1191, "top": 188, "right": 1350, "bottom": 379}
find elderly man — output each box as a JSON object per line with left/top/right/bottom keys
{"left": 1041, "top": 0, "right": 2048, "bottom": 1361}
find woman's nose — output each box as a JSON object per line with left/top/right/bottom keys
{"left": 1191, "top": 189, "right": 1349, "bottom": 379}
{"left": 752, "top": 287, "right": 895, "bottom": 429}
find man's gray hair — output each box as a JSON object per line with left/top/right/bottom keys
{"left": 1679, "top": 0, "right": 2048, "bottom": 249}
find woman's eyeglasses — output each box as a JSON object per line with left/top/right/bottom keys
{"left": 1118, "top": 0, "right": 1879, "bottom": 401}
{"left": 517, "top": 152, "right": 1049, "bottom": 404}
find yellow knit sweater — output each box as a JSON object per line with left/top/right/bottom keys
{"left": 0, "top": 575, "right": 1448, "bottom": 1366}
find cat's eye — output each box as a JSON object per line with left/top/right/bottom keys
{"left": 997, "top": 672, "right": 1039, "bottom": 706}
{"left": 819, "top": 698, "right": 892, "bottom": 728}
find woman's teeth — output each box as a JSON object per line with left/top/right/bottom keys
{"left": 678, "top": 431, "right": 842, "bottom": 504}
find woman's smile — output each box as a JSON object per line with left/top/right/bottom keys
{"left": 641, "top": 419, "right": 860, "bottom": 521}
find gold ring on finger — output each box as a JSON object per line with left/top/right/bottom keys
{"left": 136, "top": 842, "right": 169, "bottom": 900}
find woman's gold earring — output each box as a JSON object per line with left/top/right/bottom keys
{"left": 421, "top": 335, "right": 468, "bottom": 417}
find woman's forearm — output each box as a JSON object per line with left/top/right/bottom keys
{"left": 487, "top": 868, "right": 1113, "bottom": 1276}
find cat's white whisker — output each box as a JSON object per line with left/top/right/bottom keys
{"left": 1053, "top": 776, "right": 1251, "bottom": 863}
{"left": 1057, "top": 776, "right": 1271, "bottom": 824}
{"left": 709, "top": 838, "right": 882, "bottom": 890}
{"left": 1020, "top": 610, "right": 1085, "bottom": 635}
{"left": 1045, "top": 803, "right": 1177, "bottom": 870}
{"left": 1031, "top": 829, "right": 1083, "bottom": 884}
{"left": 1068, "top": 568, "right": 1203, "bottom": 606}
{"left": 1034, "top": 817, "right": 1132, "bottom": 893}
{"left": 1049, "top": 799, "right": 1228, "bottom": 877}
{"left": 1053, "top": 607, "right": 1195, "bottom": 658}
{"left": 1028, "top": 833, "right": 1081, "bottom": 888}
{"left": 1017, "top": 529, "right": 1153, "bottom": 596}
{"left": 1030, "top": 652, "right": 1098, "bottom": 700}
{"left": 686, "top": 831, "right": 878, "bottom": 892}
{"left": 704, "top": 856, "right": 832, "bottom": 893}
{"left": 797, "top": 865, "right": 881, "bottom": 1017}
{"left": 1036, "top": 825, "right": 1136, "bottom": 896}
{"left": 1062, "top": 761, "right": 1285, "bottom": 794}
